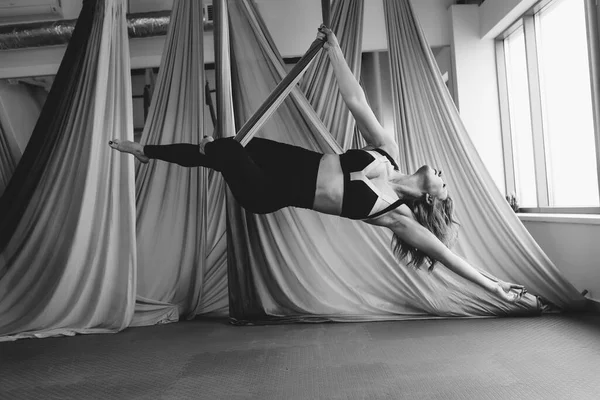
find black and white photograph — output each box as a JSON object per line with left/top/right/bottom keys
{"left": 0, "top": 0, "right": 599, "bottom": 399}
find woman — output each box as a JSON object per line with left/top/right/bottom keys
{"left": 109, "top": 27, "right": 526, "bottom": 303}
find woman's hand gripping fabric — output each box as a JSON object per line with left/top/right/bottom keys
{"left": 494, "top": 281, "right": 527, "bottom": 303}
{"left": 317, "top": 25, "right": 339, "bottom": 50}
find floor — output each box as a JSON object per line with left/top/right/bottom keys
{"left": 1, "top": 314, "right": 599, "bottom": 400}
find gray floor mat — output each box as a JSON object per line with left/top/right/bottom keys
{"left": 1, "top": 314, "right": 599, "bottom": 400}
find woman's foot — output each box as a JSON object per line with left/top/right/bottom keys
{"left": 199, "top": 136, "right": 214, "bottom": 155}
{"left": 108, "top": 139, "right": 149, "bottom": 163}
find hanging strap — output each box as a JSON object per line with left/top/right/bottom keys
{"left": 373, "top": 148, "right": 399, "bottom": 171}
{"left": 234, "top": 37, "right": 327, "bottom": 145}
{"left": 321, "top": 0, "right": 331, "bottom": 29}
{"left": 235, "top": 0, "right": 331, "bottom": 146}
{"left": 365, "top": 199, "right": 405, "bottom": 220}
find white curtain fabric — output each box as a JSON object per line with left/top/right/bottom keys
{"left": 132, "top": 0, "right": 228, "bottom": 326}
{"left": 0, "top": 0, "right": 137, "bottom": 341}
{"left": 383, "top": 0, "right": 586, "bottom": 310}
{"left": 223, "top": 0, "right": 550, "bottom": 324}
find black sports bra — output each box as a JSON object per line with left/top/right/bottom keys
{"left": 339, "top": 148, "right": 404, "bottom": 220}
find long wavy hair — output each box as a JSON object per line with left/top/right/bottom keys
{"left": 391, "top": 195, "right": 459, "bottom": 271}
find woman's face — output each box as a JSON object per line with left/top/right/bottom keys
{"left": 417, "top": 165, "right": 448, "bottom": 201}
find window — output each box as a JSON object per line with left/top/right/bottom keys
{"left": 505, "top": 27, "right": 538, "bottom": 207}
{"left": 537, "top": 0, "right": 597, "bottom": 206}
{"left": 497, "top": 0, "right": 600, "bottom": 213}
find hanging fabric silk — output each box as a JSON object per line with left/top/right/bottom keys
{"left": 132, "top": 0, "right": 228, "bottom": 326}
{"left": 383, "top": 0, "right": 588, "bottom": 311}
{"left": 0, "top": 0, "right": 137, "bottom": 341}
{"left": 219, "top": 0, "right": 548, "bottom": 324}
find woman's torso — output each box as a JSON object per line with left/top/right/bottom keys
{"left": 313, "top": 148, "right": 411, "bottom": 222}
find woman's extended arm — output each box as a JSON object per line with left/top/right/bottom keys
{"left": 318, "top": 27, "right": 397, "bottom": 155}
{"left": 390, "top": 215, "right": 525, "bottom": 302}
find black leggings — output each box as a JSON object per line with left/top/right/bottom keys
{"left": 143, "top": 138, "right": 323, "bottom": 214}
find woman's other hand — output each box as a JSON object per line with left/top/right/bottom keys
{"left": 317, "top": 25, "right": 339, "bottom": 50}
{"left": 494, "top": 281, "right": 527, "bottom": 303}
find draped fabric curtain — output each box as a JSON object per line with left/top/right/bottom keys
{"left": 132, "top": 0, "right": 228, "bottom": 326}
{"left": 0, "top": 0, "right": 137, "bottom": 341}
{"left": 299, "top": 0, "right": 364, "bottom": 150}
{"left": 221, "top": 0, "right": 552, "bottom": 324}
{"left": 221, "top": 0, "right": 343, "bottom": 320}
{"left": 383, "top": 0, "right": 587, "bottom": 310}
{"left": 0, "top": 1, "right": 94, "bottom": 250}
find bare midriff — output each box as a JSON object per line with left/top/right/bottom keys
{"left": 312, "top": 154, "right": 344, "bottom": 216}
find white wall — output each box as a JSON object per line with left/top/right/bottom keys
{"left": 449, "top": 4, "right": 505, "bottom": 193}
{"left": 433, "top": 46, "right": 456, "bottom": 103}
{"left": 520, "top": 217, "right": 600, "bottom": 299}
{"left": 362, "top": 52, "right": 394, "bottom": 138}
{"left": 479, "top": 0, "right": 538, "bottom": 39}
{"left": 411, "top": 0, "right": 456, "bottom": 47}
{"left": 60, "top": 0, "right": 84, "bottom": 19}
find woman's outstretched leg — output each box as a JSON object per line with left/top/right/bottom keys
{"left": 108, "top": 137, "right": 214, "bottom": 167}
{"left": 108, "top": 136, "right": 285, "bottom": 213}
{"left": 108, "top": 136, "right": 319, "bottom": 214}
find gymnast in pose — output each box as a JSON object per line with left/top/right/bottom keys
{"left": 110, "top": 27, "right": 526, "bottom": 303}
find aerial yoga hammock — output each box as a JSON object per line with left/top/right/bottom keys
{"left": 110, "top": 25, "right": 527, "bottom": 304}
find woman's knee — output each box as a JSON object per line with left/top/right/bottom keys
{"left": 204, "top": 138, "right": 245, "bottom": 170}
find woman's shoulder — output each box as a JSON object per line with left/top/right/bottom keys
{"left": 363, "top": 203, "right": 415, "bottom": 228}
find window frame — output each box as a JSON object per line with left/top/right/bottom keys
{"left": 496, "top": 0, "right": 600, "bottom": 214}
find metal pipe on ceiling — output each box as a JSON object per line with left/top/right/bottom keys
{"left": 0, "top": 11, "right": 181, "bottom": 50}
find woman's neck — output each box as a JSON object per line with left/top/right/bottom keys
{"left": 390, "top": 171, "right": 423, "bottom": 200}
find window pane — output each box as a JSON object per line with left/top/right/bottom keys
{"left": 505, "top": 28, "right": 538, "bottom": 207}
{"left": 537, "top": 0, "right": 599, "bottom": 206}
